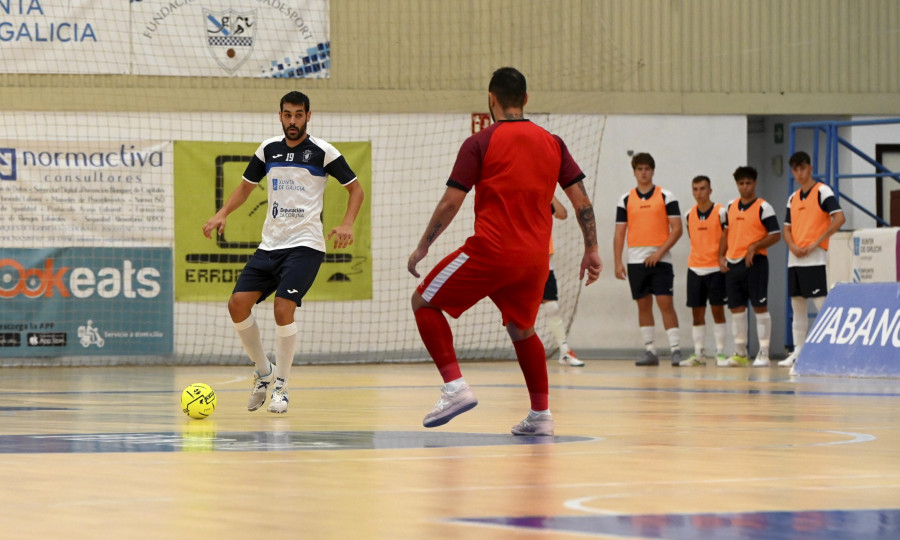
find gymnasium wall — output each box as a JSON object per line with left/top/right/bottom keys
{"left": 1, "top": 0, "right": 899, "bottom": 115}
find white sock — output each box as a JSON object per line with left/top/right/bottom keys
{"left": 756, "top": 311, "right": 771, "bottom": 355}
{"left": 791, "top": 296, "right": 809, "bottom": 354}
{"left": 529, "top": 409, "right": 551, "bottom": 417}
{"left": 666, "top": 327, "right": 680, "bottom": 352}
{"left": 732, "top": 311, "right": 748, "bottom": 355}
{"left": 542, "top": 301, "right": 569, "bottom": 351}
{"left": 640, "top": 326, "right": 656, "bottom": 353}
{"left": 274, "top": 322, "right": 298, "bottom": 386}
{"left": 812, "top": 296, "right": 826, "bottom": 311}
{"left": 714, "top": 323, "right": 727, "bottom": 355}
{"left": 233, "top": 315, "right": 271, "bottom": 375}
{"left": 444, "top": 377, "right": 467, "bottom": 393}
{"left": 692, "top": 325, "right": 706, "bottom": 355}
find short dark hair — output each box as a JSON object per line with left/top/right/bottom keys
{"left": 631, "top": 153, "right": 655, "bottom": 170}
{"left": 733, "top": 166, "right": 758, "bottom": 181}
{"left": 692, "top": 175, "right": 711, "bottom": 186}
{"left": 789, "top": 151, "right": 811, "bottom": 168}
{"left": 280, "top": 91, "right": 310, "bottom": 112}
{"left": 488, "top": 67, "right": 527, "bottom": 109}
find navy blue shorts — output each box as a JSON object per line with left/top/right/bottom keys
{"left": 686, "top": 269, "right": 727, "bottom": 307}
{"left": 543, "top": 270, "right": 559, "bottom": 301}
{"left": 627, "top": 262, "right": 674, "bottom": 300}
{"left": 787, "top": 265, "right": 828, "bottom": 298}
{"left": 233, "top": 246, "right": 325, "bottom": 306}
{"left": 725, "top": 255, "right": 769, "bottom": 309}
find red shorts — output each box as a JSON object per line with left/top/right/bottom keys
{"left": 417, "top": 247, "right": 549, "bottom": 330}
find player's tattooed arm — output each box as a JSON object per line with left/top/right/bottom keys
{"left": 408, "top": 187, "right": 468, "bottom": 277}
{"left": 425, "top": 221, "right": 444, "bottom": 245}
{"left": 576, "top": 204, "right": 597, "bottom": 248}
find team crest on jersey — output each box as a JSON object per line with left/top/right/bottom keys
{"left": 203, "top": 8, "right": 257, "bottom": 74}
{"left": 302, "top": 149, "right": 312, "bottom": 162}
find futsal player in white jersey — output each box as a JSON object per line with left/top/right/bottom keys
{"left": 203, "top": 91, "right": 364, "bottom": 413}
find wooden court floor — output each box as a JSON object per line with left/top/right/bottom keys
{"left": 0, "top": 358, "right": 898, "bottom": 539}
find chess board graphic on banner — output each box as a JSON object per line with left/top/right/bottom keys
{"left": 0, "top": 0, "right": 131, "bottom": 74}
{"left": 132, "top": 0, "right": 330, "bottom": 77}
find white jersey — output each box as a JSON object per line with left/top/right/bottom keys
{"left": 242, "top": 134, "right": 357, "bottom": 252}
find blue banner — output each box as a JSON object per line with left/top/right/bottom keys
{"left": 0, "top": 247, "right": 173, "bottom": 357}
{"left": 795, "top": 282, "right": 900, "bottom": 377}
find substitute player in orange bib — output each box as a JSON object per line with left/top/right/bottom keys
{"left": 720, "top": 166, "right": 780, "bottom": 367}
{"left": 680, "top": 175, "right": 729, "bottom": 366}
{"left": 780, "top": 151, "right": 845, "bottom": 367}
{"left": 407, "top": 67, "right": 602, "bottom": 436}
{"left": 613, "top": 153, "right": 684, "bottom": 366}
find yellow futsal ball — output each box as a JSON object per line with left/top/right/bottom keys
{"left": 181, "top": 383, "right": 217, "bottom": 419}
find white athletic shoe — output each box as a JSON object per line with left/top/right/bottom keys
{"left": 752, "top": 351, "right": 771, "bottom": 367}
{"left": 778, "top": 350, "right": 799, "bottom": 367}
{"left": 247, "top": 366, "right": 274, "bottom": 411}
{"left": 558, "top": 349, "right": 584, "bottom": 367}
{"left": 267, "top": 381, "right": 289, "bottom": 414}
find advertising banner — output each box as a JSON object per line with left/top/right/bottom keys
{"left": 851, "top": 228, "right": 900, "bottom": 282}
{"left": 794, "top": 282, "right": 900, "bottom": 377}
{"left": 132, "top": 0, "right": 330, "bottom": 77}
{"left": 0, "top": 140, "right": 172, "bottom": 246}
{"left": 0, "top": 0, "right": 131, "bottom": 74}
{"left": 0, "top": 247, "right": 174, "bottom": 357}
{"left": 173, "top": 140, "right": 372, "bottom": 302}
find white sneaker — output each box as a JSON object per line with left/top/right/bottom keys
{"left": 423, "top": 384, "right": 478, "bottom": 427}
{"left": 267, "top": 380, "right": 288, "bottom": 413}
{"left": 679, "top": 353, "right": 707, "bottom": 367}
{"left": 247, "top": 366, "right": 274, "bottom": 411}
{"left": 752, "top": 352, "right": 771, "bottom": 367}
{"left": 511, "top": 413, "right": 554, "bottom": 436}
{"left": 720, "top": 354, "right": 749, "bottom": 367}
{"left": 558, "top": 350, "right": 584, "bottom": 367}
{"left": 778, "top": 350, "right": 799, "bottom": 367}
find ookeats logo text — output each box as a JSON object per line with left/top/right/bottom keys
{"left": 0, "top": 259, "right": 161, "bottom": 299}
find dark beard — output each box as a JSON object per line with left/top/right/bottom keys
{"left": 284, "top": 125, "right": 305, "bottom": 141}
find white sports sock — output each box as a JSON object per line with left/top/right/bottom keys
{"left": 666, "top": 327, "right": 680, "bottom": 352}
{"left": 444, "top": 377, "right": 467, "bottom": 393}
{"left": 273, "top": 322, "right": 298, "bottom": 385}
{"left": 756, "top": 311, "right": 771, "bottom": 355}
{"left": 529, "top": 409, "right": 551, "bottom": 417}
{"left": 732, "top": 311, "right": 748, "bottom": 355}
{"left": 233, "top": 315, "right": 271, "bottom": 374}
{"left": 640, "top": 326, "right": 656, "bottom": 353}
{"left": 692, "top": 325, "right": 706, "bottom": 355}
{"left": 542, "top": 301, "right": 568, "bottom": 350}
{"left": 812, "top": 296, "right": 826, "bottom": 311}
{"left": 791, "top": 296, "right": 809, "bottom": 354}
{"left": 714, "top": 323, "right": 727, "bottom": 355}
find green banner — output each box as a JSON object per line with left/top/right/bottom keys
{"left": 174, "top": 140, "right": 372, "bottom": 302}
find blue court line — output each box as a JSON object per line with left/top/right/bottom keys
{"left": 1, "top": 384, "right": 899, "bottom": 398}
{"left": 452, "top": 508, "right": 900, "bottom": 539}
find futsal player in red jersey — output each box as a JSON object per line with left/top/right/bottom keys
{"left": 407, "top": 67, "right": 602, "bottom": 436}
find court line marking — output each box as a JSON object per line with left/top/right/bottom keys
{"left": 564, "top": 483, "right": 900, "bottom": 514}
{"left": 2, "top": 383, "right": 898, "bottom": 398}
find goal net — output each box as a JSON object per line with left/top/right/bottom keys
{"left": 0, "top": 2, "right": 627, "bottom": 367}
